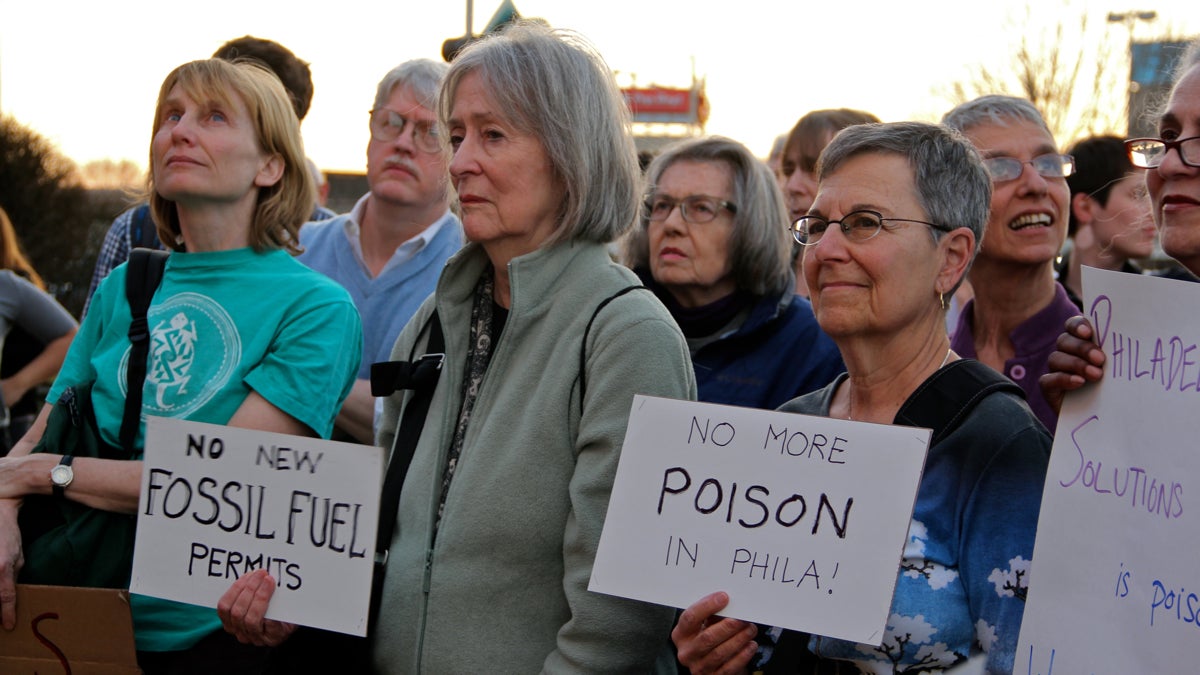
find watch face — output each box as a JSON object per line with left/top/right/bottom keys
{"left": 51, "top": 464, "right": 73, "bottom": 487}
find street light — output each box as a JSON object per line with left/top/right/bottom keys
{"left": 442, "top": 0, "right": 521, "bottom": 62}
{"left": 1107, "top": 10, "right": 1157, "bottom": 24}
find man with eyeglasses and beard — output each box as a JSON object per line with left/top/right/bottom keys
{"left": 941, "top": 95, "right": 1081, "bottom": 435}
{"left": 297, "top": 60, "right": 463, "bottom": 444}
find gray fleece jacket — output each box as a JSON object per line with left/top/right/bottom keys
{"left": 375, "top": 240, "right": 695, "bottom": 673}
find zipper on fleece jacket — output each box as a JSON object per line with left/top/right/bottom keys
{"left": 422, "top": 548, "right": 433, "bottom": 593}
{"left": 414, "top": 290, "right": 514, "bottom": 672}
{"left": 411, "top": 320, "right": 455, "bottom": 674}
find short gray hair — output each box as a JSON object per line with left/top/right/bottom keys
{"left": 624, "top": 136, "right": 792, "bottom": 297}
{"left": 941, "top": 95, "right": 1053, "bottom": 139}
{"left": 440, "top": 21, "right": 640, "bottom": 244}
{"left": 373, "top": 59, "right": 448, "bottom": 112}
{"left": 817, "top": 122, "right": 992, "bottom": 294}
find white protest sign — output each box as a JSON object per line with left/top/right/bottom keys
{"left": 590, "top": 395, "right": 930, "bottom": 644}
{"left": 1017, "top": 267, "right": 1200, "bottom": 673}
{"left": 131, "top": 417, "right": 383, "bottom": 636}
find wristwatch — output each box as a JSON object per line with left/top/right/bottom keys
{"left": 50, "top": 455, "right": 75, "bottom": 499}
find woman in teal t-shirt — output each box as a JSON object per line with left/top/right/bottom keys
{"left": 0, "top": 59, "right": 361, "bottom": 673}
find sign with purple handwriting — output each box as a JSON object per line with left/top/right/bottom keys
{"left": 590, "top": 395, "right": 930, "bottom": 645}
{"left": 130, "top": 417, "right": 383, "bottom": 637}
{"left": 1018, "top": 267, "right": 1198, "bottom": 673}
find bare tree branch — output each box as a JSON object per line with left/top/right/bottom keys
{"left": 937, "top": 2, "right": 1128, "bottom": 144}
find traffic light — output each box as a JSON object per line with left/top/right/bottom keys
{"left": 442, "top": 0, "right": 522, "bottom": 62}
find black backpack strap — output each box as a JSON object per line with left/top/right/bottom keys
{"left": 368, "top": 317, "right": 446, "bottom": 398}
{"left": 579, "top": 285, "right": 649, "bottom": 416}
{"left": 894, "top": 359, "right": 1024, "bottom": 446}
{"left": 366, "top": 309, "right": 445, "bottom": 632}
{"left": 120, "top": 249, "right": 169, "bottom": 453}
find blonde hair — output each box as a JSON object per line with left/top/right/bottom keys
{"left": 148, "top": 59, "right": 314, "bottom": 253}
{"left": 0, "top": 205, "right": 45, "bottom": 289}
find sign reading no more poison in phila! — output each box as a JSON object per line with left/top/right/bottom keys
{"left": 1018, "top": 267, "right": 1200, "bottom": 673}
{"left": 131, "top": 417, "right": 383, "bottom": 636}
{"left": 590, "top": 395, "right": 930, "bottom": 645}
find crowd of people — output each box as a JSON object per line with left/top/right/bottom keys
{"left": 0, "top": 19, "right": 1195, "bottom": 675}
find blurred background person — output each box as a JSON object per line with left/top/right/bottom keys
{"left": 673, "top": 121, "right": 1049, "bottom": 675}
{"left": 0, "top": 59, "right": 361, "bottom": 672}
{"left": 780, "top": 109, "right": 880, "bottom": 296}
{"left": 219, "top": 22, "right": 693, "bottom": 672}
{"left": 305, "top": 157, "right": 330, "bottom": 207}
{"left": 0, "top": 206, "right": 77, "bottom": 454}
{"left": 943, "top": 95, "right": 1078, "bottom": 433}
{"left": 623, "top": 135, "right": 842, "bottom": 409}
{"left": 1058, "top": 134, "right": 1156, "bottom": 308}
{"left": 84, "top": 35, "right": 336, "bottom": 316}
{"left": 766, "top": 133, "right": 787, "bottom": 190}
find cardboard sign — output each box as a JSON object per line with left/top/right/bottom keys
{"left": 131, "top": 417, "right": 383, "bottom": 636}
{"left": 590, "top": 395, "right": 930, "bottom": 644}
{"left": 0, "top": 585, "right": 138, "bottom": 675}
{"left": 1017, "top": 267, "right": 1200, "bottom": 672}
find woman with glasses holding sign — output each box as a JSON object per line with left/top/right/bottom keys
{"left": 0, "top": 59, "right": 361, "bottom": 673}
{"left": 672, "top": 122, "right": 1050, "bottom": 674}
{"left": 623, "top": 136, "right": 843, "bottom": 410}
{"left": 1043, "top": 40, "right": 1200, "bottom": 413}
{"left": 938, "top": 96, "right": 1079, "bottom": 434}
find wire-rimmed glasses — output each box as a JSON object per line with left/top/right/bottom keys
{"left": 982, "top": 153, "right": 1075, "bottom": 183}
{"left": 644, "top": 195, "right": 737, "bottom": 225}
{"left": 791, "top": 209, "right": 952, "bottom": 246}
{"left": 368, "top": 109, "right": 441, "bottom": 153}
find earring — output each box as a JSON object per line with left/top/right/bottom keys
{"left": 939, "top": 291, "right": 947, "bottom": 311}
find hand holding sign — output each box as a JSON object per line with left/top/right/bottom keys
{"left": 218, "top": 569, "right": 297, "bottom": 647}
{"left": 1041, "top": 314, "right": 1108, "bottom": 413}
{"left": 671, "top": 591, "right": 758, "bottom": 675}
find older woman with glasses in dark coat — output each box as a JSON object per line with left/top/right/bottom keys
{"left": 623, "top": 136, "right": 843, "bottom": 410}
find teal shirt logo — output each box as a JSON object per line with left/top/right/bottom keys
{"left": 120, "top": 292, "right": 241, "bottom": 418}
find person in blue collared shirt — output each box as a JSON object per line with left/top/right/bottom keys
{"left": 296, "top": 60, "right": 464, "bottom": 444}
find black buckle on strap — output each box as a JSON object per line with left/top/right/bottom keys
{"left": 128, "top": 317, "right": 150, "bottom": 343}
{"left": 370, "top": 353, "right": 445, "bottom": 397}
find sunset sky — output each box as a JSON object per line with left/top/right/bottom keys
{"left": 2, "top": 0, "right": 1197, "bottom": 174}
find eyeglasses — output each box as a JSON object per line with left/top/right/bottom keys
{"left": 983, "top": 153, "right": 1075, "bottom": 182}
{"left": 644, "top": 195, "right": 737, "bottom": 225}
{"left": 1125, "top": 136, "right": 1200, "bottom": 169}
{"left": 792, "top": 209, "right": 951, "bottom": 246}
{"left": 368, "top": 109, "right": 441, "bottom": 153}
